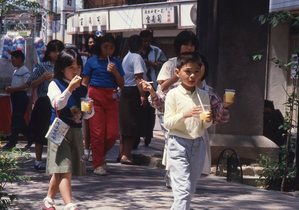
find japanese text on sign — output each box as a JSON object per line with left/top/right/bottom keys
{"left": 142, "top": 6, "right": 175, "bottom": 25}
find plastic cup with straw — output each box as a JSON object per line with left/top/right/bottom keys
{"left": 197, "top": 91, "right": 211, "bottom": 121}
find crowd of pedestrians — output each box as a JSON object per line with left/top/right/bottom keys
{"left": 1, "top": 29, "right": 232, "bottom": 210}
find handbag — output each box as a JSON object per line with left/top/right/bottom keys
{"left": 45, "top": 105, "right": 70, "bottom": 146}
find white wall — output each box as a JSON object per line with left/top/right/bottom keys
{"left": 267, "top": 24, "right": 289, "bottom": 113}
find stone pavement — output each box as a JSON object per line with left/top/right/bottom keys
{"left": 3, "top": 129, "right": 299, "bottom": 210}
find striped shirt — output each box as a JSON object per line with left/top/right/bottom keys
{"left": 26, "top": 61, "right": 54, "bottom": 97}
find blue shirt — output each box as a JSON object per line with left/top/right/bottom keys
{"left": 82, "top": 56, "right": 125, "bottom": 88}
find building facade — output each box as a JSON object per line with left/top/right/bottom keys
{"left": 66, "top": 0, "right": 197, "bottom": 58}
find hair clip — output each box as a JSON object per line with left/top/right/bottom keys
{"left": 95, "top": 30, "right": 104, "bottom": 37}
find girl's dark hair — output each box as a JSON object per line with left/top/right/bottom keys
{"left": 84, "top": 34, "right": 96, "bottom": 55}
{"left": 177, "top": 52, "right": 206, "bottom": 80}
{"left": 128, "top": 35, "right": 142, "bottom": 53}
{"left": 94, "top": 33, "right": 116, "bottom": 56}
{"left": 54, "top": 48, "right": 82, "bottom": 80}
{"left": 174, "top": 30, "right": 199, "bottom": 56}
{"left": 198, "top": 53, "right": 208, "bottom": 81}
{"left": 44, "top": 39, "right": 65, "bottom": 62}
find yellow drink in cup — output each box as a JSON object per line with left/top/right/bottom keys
{"left": 199, "top": 105, "right": 211, "bottom": 121}
{"left": 224, "top": 89, "right": 235, "bottom": 104}
{"left": 81, "top": 98, "right": 92, "bottom": 112}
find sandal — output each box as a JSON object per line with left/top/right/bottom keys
{"left": 120, "top": 158, "right": 134, "bottom": 165}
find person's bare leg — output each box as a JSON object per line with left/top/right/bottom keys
{"left": 59, "top": 173, "right": 72, "bottom": 205}
{"left": 83, "top": 119, "right": 90, "bottom": 150}
{"left": 47, "top": 173, "right": 61, "bottom": 199}
{"left": 35, "top": 143, "right": 43, "bottom": 161}
{"left": 121, "top": 135, "right": 134, "bottom": 161}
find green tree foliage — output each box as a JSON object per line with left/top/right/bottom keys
{"left": 0, "top": 0, "right": 44, "bottom": 34}
{"left": 0, "top": 148, "right": 29, "bottom": 209}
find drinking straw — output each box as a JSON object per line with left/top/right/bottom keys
{"left": 196, "top": 89, "right": 206, "bottom": 112}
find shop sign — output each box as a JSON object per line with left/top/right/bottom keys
{"left": 142, "top": 6, "right": 176, "bottom": 25}
{"left": 88, "top": 12, "right": 107, "bottom": 32}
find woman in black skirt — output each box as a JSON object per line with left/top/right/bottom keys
{"left": 119, "top": 35, "right": 147, "bottom": 164}
{"left": 27, "top": 40, "right": 64, "bottom": 170}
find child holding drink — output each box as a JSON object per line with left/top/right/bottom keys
{"left": 82, "top": 34, "right": 124, "bottom": 175}
{"left": 42, "top": 49, "right": 92, "bottom": 210}
{"left": 164, "top": 53, "right": 212, "bottom": 210}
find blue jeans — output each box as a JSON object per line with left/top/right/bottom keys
{"left": 168, "top": 135, "right": 206, "bottom": 210}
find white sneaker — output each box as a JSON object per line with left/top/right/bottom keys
{"left": 42, "top": 196, "right": 55, "bottom": 209}
{"left": 64, "top": 202, "right": 78, "bottom": 210}
{"left": 94, "top": 166, "right": 107, "bottom": 175}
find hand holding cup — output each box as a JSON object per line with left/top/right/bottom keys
{"left": 81, "top": 97, "right": 93, "bottom": 112}
{"left": 42, "top": 72, "right": 54, "bottom": 81}
{"left": 199, "top": 104, "right": 212, "bottom": 122}
{"left": 223, "top": 89, "right": 235, "bottom": 108}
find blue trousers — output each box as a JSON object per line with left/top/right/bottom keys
{"left": 168, "top": 135, "right": 206, "bottom": 210}
{"left": 9, "top": 91, "right": 29, "bottom": 144}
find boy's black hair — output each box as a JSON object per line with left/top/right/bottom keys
{"left": 11, "top": 50, "right": 25, "bottom": 62}
{"left": 94, "top": 33, "right": 116, "bottom": 56}
{"left": 128, "top": 35, "right": 142, "bottom": 53}
{"left": 174, "top": 30, "right": 199, "bottom": 56}
{"left": 44, "top": 39, "right": 65, "bottom": 62}
{"left": 139, "top": 29, "right": 153, "bottom": 38}
{"left": 54, "top": 48, "right": 82, "bottom": 81}
{"left": 177, "top": 52, "right": 206, "bottom": 80}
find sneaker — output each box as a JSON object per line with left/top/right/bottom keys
{"left": 1, "top": 142, "right": 16, "bottom": 150}
{"left": 64, "top": 203, "right": 78, "bottom": 210}
{"left": 24, "top": 143, "right": 32, "bottom": 149}
{"left": 34, "top": 161, "right": 46, "bottom": 171}
{"left": 82, "top": 149, "right": 92, "bottom": 161}
{"left": 94, "top": 166, "right": 107, "bottom": 176}
{"left": 82, "top": 149, "right": 89, "bottom": 161}
{"left": 41, "top": 197, "right": 55, "bottom": 210}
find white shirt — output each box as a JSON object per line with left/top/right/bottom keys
{"left": 11, "top": 65, "right": 30, "bottom": 87}
{"left": 122, "top": 51, "right": 146, "bottom": 87}
{"left": 157, "top": 57, "right": 180, "bottom": 91}
{"left": 164, "top": 85, "right": 212, "bottom": 139}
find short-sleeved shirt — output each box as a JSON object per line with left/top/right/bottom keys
{"left": 26, "top": 61, "right": 54, "bottom": 97}
{"left": 141, "top": 45, "right": 167, "bottom": 88}
{"left": 157, "top": 57, "right": 180, "bottom": 91}
{"left": 11, "top": 65, "right": 30, "bottom": 87}
{"left": 122, "top": 51, "right": 147, "bottom": 87}
{"left": 82, "top": 55, "right": 124, "bottom": 88}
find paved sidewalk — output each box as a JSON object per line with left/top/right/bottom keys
{"left": 3, "top": 129, "right": 299, "bottom": 209}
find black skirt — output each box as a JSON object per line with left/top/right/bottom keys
{"left": 28, "top": 96, "right": 52, "bottom": 144}
{"left": 119, "top": 86, "right": 142, "bottom": 137}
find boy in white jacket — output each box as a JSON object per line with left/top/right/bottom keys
{"left": 164, "top": 53, "right": 212, "bottom": 210}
